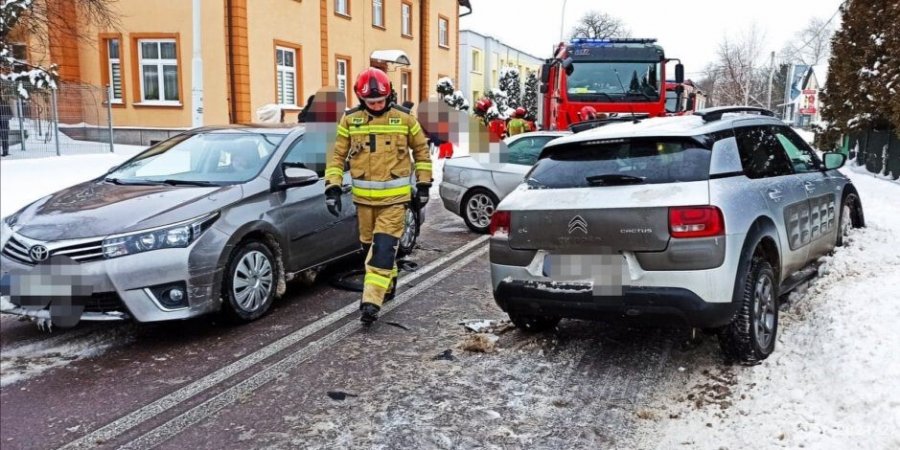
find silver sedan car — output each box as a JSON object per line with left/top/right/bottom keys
{"left": 439, "top": 131, "right": 568, "bottom": 233}
{"left": 0, "top": 125, "right": 421, "bottom": 327}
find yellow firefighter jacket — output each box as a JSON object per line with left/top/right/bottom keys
{"left": 325, "top": 105, "right": 432, "bottom": 206}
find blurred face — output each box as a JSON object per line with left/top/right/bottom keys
{"left": 364, "top": 98, "right": 386, "bottom": 111}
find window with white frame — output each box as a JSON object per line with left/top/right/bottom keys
{"left": 276, "top": 47, "right": 297, "bottom": 105}
{"left": 438, "top": 17, "right": 449, "bottom": 47}
{"left": 401, "top": 72, "right": 410, "bottom": 103}
{"left": 139, "top": 39, "right": 179, "bottom": 103}
{"left": 107, "top": 39, "right": 123, "bottom": 103}
{"left": 336, "top": 58, "right": 348, "bottom": 98}
{"left": 401, "top": 3, "right": 411, "bottom": 36}
{"left": 335, "top": 0, "right": 348, "bottom": 15}
{"left": 373, "top": 0, "right": 384, "bottom": 27}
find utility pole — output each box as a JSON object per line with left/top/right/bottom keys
{"left": 191, "top": 0, "right": 204, "bottom": 128}
{"left": 766, "top": 51, "right": 776, "bottom": 111}
{"left": 559, "top": 0, "right": 569, "bottom": 42}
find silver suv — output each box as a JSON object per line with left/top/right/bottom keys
{"left": 489, "top": 107, "right": 865, "bottom": 363}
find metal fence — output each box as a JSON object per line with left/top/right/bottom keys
{"left": 846, "top": 128, "right": 900, "bottom": 181}
{"left": 1, "top": 80, "right": 115, "bottom": 160}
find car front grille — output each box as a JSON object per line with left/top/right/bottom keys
{"left": 2, "top": 235, "right": 105, "bottom": 266}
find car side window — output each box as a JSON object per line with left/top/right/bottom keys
{"left": 734, "top": 126, "right": 794, "bottom": 179}
{"left": 507, "top": 136, "right": 553, "bottom": 166}
{"left": 282, "top": 137, "right": 325, "bottom": 176}
{"left": 774, "top": 127, "right": 821, "bottom": 173}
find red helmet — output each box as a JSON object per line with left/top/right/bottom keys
{"left": 474, "top": 97, "right": 492, "bottom": 113}
{"left": 579, "top": 106, "right": 598, "bottom": 121}
{"left": 515, "top": 107, "right": 526, "bottom": 118}
{"left": 354, "top": 67, "right": 392, "bottom": 114}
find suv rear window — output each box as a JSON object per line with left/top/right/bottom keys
{"left": 527, "top": 138, "right": 711, "bottom": 189}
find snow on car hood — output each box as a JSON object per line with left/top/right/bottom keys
{"left": 10, "top": 180, "right": 242, "bottom": 241}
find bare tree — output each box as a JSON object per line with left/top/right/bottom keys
{"left": 569, "top": 11, "right": 630, "bottom": 40}
{"left": 781, "top": 17, "right": 835, "bottom": 66}
{"left": 707, "top": 25, "right": 770, "bottom": 107}
{"left": 2, "top": 0, "right": 119, "bottom": 96}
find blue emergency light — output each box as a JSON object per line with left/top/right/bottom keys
{"left": 570, "top": 38, "right": 657, "bottom": 46}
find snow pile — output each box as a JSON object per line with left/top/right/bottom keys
{"left": 0, "top": 145, "right": 145, "bottom": 218}
{"left": 644, "top": 168, "right": 900, "bottom": 449}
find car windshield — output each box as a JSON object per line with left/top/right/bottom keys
{"left": 106, "top": 132, "right": 284, "bottom": 185}
{"left": 566, "top": 61, "right": 661, "bottom": 101}
{"left": 527, "top": 137, "right": 711, "bottom": 189}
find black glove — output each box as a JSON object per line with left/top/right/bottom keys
{"left": 416, "top": 182, "right": 432, "bottom": 207}
{"left": 325, "top": 185, "right": 342, "bottom": 216}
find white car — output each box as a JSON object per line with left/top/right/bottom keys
{"left": 439, "top": 131, "right": 569, "bottom": 233}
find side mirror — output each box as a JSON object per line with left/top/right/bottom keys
{"left": 562, "top": 57, "right": 574, "bottom": 76}
{"left": 675, "top": 63, "right": 684, "bottom": 84}
{"left": 823, "top": 152, "right": 846, "bottom": 170}
{"left": 280, "top": 165, "right": 319, "bottom": 188}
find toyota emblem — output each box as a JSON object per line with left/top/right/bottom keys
{"left": 29, "top": 245, "right": 50, "bottom": 262}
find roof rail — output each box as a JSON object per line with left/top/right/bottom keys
{"left": 570, "top": 38, "right": 657, "bottom": 45}
{"left": 694, "top": 106, "right": 775, "bottom": 122}
{"left": 568, "top": 115, "right": 647, "bottom": 133}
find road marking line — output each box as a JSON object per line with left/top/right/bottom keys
{"left": 119, "top": 245, "right": 489, "bottom": 450}
{"left": 58, "top": 235, "right": 489, "bottom": 450}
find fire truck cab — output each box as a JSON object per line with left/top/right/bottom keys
{"left": 539, "top": 38, "right": 684, "bottom": 130}
{"left": 665, "top": 80, "right": 707, "bottom": 115}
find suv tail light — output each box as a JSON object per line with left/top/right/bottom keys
{"left": 669, "top": 206, "right": 725, "bottom": 238}
{"left": 489, "top": 211, "right": 510, "bottom": 236}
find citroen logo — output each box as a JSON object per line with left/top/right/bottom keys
{"left": 568, "top": 215, "right": 588, "bottom": 234}
{"left": 29, "top": 245, "right": 50, "bottom": 262}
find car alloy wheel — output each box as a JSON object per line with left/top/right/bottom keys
{"left": 753, "top": 273, "right": 776, "bottom": 350}
{"left": 398, "top": 207, "right": 418, "bottom": 257}
{"left": 233, "top": 250, "right": 274, "bottom": 313}
{"left": 465, "top": 191, "right": 497, "bottom": 232}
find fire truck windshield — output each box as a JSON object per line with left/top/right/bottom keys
{"left": 566, "top": 61, "right": 661, "bottom": 102}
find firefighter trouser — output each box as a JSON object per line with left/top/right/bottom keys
{"left": 357, "top": 203, "right": 405, "bottom": 307}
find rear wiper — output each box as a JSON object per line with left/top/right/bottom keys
{"left": 585, "top": 174, "right": 646, "bottom": 186}
{"left": 160, "top": 179, "right": 220, "bottom": 187}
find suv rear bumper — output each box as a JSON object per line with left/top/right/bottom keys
{"left": 493, "top": 279, "right": 738, "bottom": 328}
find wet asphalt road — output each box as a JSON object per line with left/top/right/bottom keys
{"left": 0, "top": 203, "right": 705, "bottom": 449}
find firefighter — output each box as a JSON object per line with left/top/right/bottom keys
{"left": 507, "top": 107, "right": 528, "bottom": 136}
{"left": 324, "top": 67, "right": 432, "bottom": 324}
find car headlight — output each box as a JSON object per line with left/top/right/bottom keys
{"left": 102, "top": 212, "right": 219, "bottom": 259}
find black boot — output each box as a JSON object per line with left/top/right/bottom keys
{"left": 360, "top": 303, "right": 380, "bottom": 324}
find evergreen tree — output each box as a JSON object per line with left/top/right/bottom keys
{"left": 435, "top": 77, "right": 470, "bottom": 111}
{"left": 499, "top": 67, "right": 521, "bottom": 109}
{"left": 486, "top": 88, "right": 511, "bottom": 119}
{"left": 821, "top": 0, "right": 900, "bottom": 145}
{"left": 523, "top": 71, "right": 539, "bottom": 118}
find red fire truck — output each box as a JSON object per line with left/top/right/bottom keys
{"left": 665, "top": 79, "right": 707, "bottom": 115}
{"left": 539, "top": 38, "right": 686, "bottom": 130}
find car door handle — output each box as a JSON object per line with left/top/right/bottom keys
{"left": 342, "top": 185, "right": 352, "bottom": 194}
{"left": 767, "top": 189, "right": 783, "bottom": 202}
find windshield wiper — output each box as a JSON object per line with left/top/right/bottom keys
{"left": 624, "top": 91, "right": 658, "bottom": 101}
{"left": 585, "top": 174, "right": 646, "bottom": 186}
{"left": 104, "top": 177, "right": 160, "bottom": 186}
{"left": 160, "top": 179, "right": 220, "bottom": 187}
{"left": 572, "top": 92, "right": 615, "bottom": 101}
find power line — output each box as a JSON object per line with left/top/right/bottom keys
{"left": 784, "top": 1, "right": 845, "bottom": 61}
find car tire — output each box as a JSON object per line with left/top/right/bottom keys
{"left": 221, "top": 241, "right": 278, "bottom": 323}
{"left": 509, "top": 313, "right": 560, "bottom": 332}
{"left": 836, "top": 192, "right": 862, "bottom": 247}
{"left": 462, "top": 188, "right": 499, "bottom": 234}
{"left": 718, "top": 256, "right": 778, "bottom": 365}
{"left": 397, "top": 206, "right": 419, "bottom": 258}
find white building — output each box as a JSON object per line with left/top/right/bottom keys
{"left": 458, "top": 29, "right": 544, "bottom": 103}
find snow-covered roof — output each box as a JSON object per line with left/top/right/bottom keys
{"left": 370, "top": 50, "right": 411, "bottom": 66}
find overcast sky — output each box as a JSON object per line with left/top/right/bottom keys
{"left": 460, "top": 0, "right": 844, "bottom": 76}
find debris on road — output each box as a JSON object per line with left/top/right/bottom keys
{"left": 432, "top": 349, "right": 455, "bottom": 361}
{"left": 459, "top": 319, "right": 514, "bottom": 335}
{"left": 385, "top": 321, "right": 410, "bottom": 331}
{"left": 458, "top": 333, "right": 499, "bottom": 353}
{"left": 326, "top": 391, "right": 358, "bottom": 401}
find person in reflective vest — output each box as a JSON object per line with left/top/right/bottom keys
{"left": 324, "top": 67, "right": 432, "bottom": 324}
